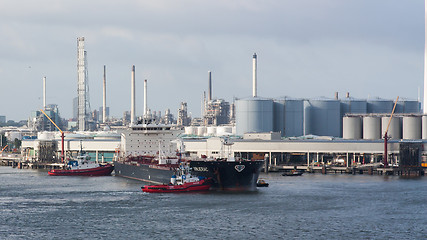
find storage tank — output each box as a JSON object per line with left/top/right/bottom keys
{"left": 273, "top": 100, "right": 285, "bottom": 136}
{"left": 363, "top": 116, "right": 381, "bottom": 140}
{"left": 304, "top": 98, "right": 341, "bottom": 137}
{"left": 184, "top": 126, "right": 195, "bottom": 135}
{"left": 423, "top": 116, "right": 427, "bottom": 139}
{"left": 367, "top": 98, "right": 393, "bottom": 113}
{"left": 236, "top": 98, "right": 274, "bottom": 135}
{"left": 395, "top": 99, "right": 421, "bottom": 114}
{"left": 206, "top": 126, "right": 217, "bottom": 136}
{"left": 341, "top": 98, "right": 367, "bottom": 115}
{"left": 381, "top": 117, "right": 401, "bottom": 140}
{"left": 197, "top": 126, "right": 206, "bottom": 136}
{"left": 402, "top": 116, "right": 421, "bottom": 139}
{"left": 284, "top": 99, "right": 304, "bottom": 137}
{"left": 343, "top": 116, "right": 362, "bottom": 139}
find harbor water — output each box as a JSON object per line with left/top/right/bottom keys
{"left": 1, "top": 166, "right": 426, "bottom": 239}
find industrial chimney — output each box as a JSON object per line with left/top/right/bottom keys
{"left": 253, "top": 53, "right": 257, "bottom": 98}
{"left": 144, "top": 79, "right": 148, "bottom": 120}
{"left": 131, "top": 65, "right": 136, "bottom": 125}
{"left": 43, "top": 76, "right": 46, "bottom": 110}
{"left": 208, "top": 71, "right": 212, "bottom": 101}
{"left": 103, "top": 65, "right": 106, "bottom": 123}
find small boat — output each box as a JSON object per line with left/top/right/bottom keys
{"left": 48, "top": 154, "right": 114, "bottom": 176}
{"left": 256, "top": 179, "right": 269, "bottom": 187}
{"left": 282, "top": 170, "right": 303, "bottom": 176}
{"left": 141, "top": 177, "right": 211, "bottom": 193}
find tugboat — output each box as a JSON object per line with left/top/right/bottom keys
{"left": 142, "top": 164, "right": 212, "bottom": 193}
{"left": 48, "top": 154, "right": 114, "bottom": 176}
{"left": 256, "top": 179, "right": 269, "bottom": 187}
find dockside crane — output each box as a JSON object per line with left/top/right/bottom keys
{"left": 40, "top": 109, "right": 64, "bottom": 163}
{"left": 383, "top": 96, "right": 399, "bottom": 168}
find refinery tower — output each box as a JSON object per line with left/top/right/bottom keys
{"left": 77, "top": 37, "right": 91, "bottom": 131}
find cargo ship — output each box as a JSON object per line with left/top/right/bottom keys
{"left": 113, "top": 122, "right": 264, "bottom": 190}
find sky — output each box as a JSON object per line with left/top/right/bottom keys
{"left": 0, "top": 0, "right": 425, "bottom": 121}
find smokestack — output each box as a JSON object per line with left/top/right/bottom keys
{"left": 144, "top": 79, "right": 147, "bottom": 119}
{"left": 334, "top": 92, "right": 339, "bottom": 100}
{"left": 43, "top": 76, "right": 46, "bottom": 110}
{"left": 103, "top": 65, "right": 106, "bottom": 123}
{"left": 253, "top": 53, "right": 257, "bottom": 98}
{"left": 131, "top": 65, "right": 136, "bottom": 125}
{"left": 208, "top": 71, "right": 212, "bottom": 101}
{"left": 424, "top": 0, "right": 427, "bottom": 113}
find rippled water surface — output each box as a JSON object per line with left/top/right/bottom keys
{"left": 1, "top": 167, "right": 426, "bottom": 239}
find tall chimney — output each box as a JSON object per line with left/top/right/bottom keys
{"left": 424, "top": 0, "right": 427, "bottom": 113}
{"left": 208, "top": 71, "right": 212, "bottom": 101}
{"left": 131, "top": 65, "right": 136, "bottom": 125}
{"left": 144, "top": 79, "right": 148, "bottom": 119}
{"left": 253, "top": 53, "right": 257, "bottom": 98}
{"left": 103, "top": 65, "right": 106, "bottom": 123}
{"left": 43, "top": 76, "right": 46, "bottom": 110}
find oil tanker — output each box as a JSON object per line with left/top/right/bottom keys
{"left": 113, "top": 123, "right": 264, "bottom": 191}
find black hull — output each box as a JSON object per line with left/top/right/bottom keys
{"left": 190, "top": 160, "right": 264, "bottom": 191}
{"left": 113, "top": 161, "right": 174, "bottom": 184}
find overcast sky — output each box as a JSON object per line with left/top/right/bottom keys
{"left": 0, "top": 0, "right": 424, "bottom": 121}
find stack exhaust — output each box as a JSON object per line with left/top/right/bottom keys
{"left": 131, "top": 65, "right": 136, "bottom": 125}
{"left": 144, "top": 79, "right": 148, "bottom": 120}
{"left": 103, "top": 65, "right": 106, "bottom": 123}
{"left": 208, "top": 71, "right": 212, "bottom": 101}
{"left": 43, "top": 76, "right": 46, "bottom": 110}
{"left": 253, "top": 53, "right": 257, "bottom": 97}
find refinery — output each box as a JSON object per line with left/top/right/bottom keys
{"left": 0, "top": 34, "right": 424, "bottom": 177}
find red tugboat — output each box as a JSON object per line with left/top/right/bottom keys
{"left": 142, "top": 164, "right": 212, "bottom": 193}
{"left": 48, "top": 155, "right": 114, "bottom": 176}
{"left": 141, "top": 178, "right": 211, "bottom": 193}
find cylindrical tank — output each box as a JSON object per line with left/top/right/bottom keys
{"left": 367, "top": 99, "right": 393, "bottom": 113}
{"left": 395, "top": 100, "right": 421, "bottom": 114}
{"left": 236, "top": 98, "right": 274, "bottom": 135}
{"left": 197, "top": 126, "right": 206, "bottom": 136}
{"left": 184, "top": 126, "right": 195, "bottom": 135}
{"left": 273, "top": 100, "right": 285, "bottom": 136}
{"left": 217, "top": 126, "right": 233, "bottom": 136}
{"left": 423, "top": 116, "right": 427, "bottom": 139}
{"left": 363, "top": 116, "right": 381, "bottom": 140}
{"left": 343, "top": 116, "right": 362, "bottom": 139}
{"left": 304, "top": 98, "right": 341, "bottom": 137}
{"left": 381, "top": 117, "right": 401, "bottom": 140}
{"left": 284, "top": 99, "right": 304, "bottom": 137}
{"left": 402, "top": 116, "right": 421, "bottom": 139}
{"left": 341, "top": 99, "right": 367, "bottom": 115}
{"left": 206, "top": 126, "right": 217, "bottom": 136}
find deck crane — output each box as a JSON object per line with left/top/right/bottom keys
{"left": 40, "top": 109, "right": 64, "bottom": 163}
{"left": 383, "top": 96, "right": 399, "bottom": 168}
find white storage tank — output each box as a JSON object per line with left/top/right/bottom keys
{"left": 184, "top": 126, "right": 195, "bottom": 135}
{"left": 381, "top": 117, "right": 401, "bottom": 140}
{"left": 206, "top": 126, "right": 217, "bottom": 136}
{"left": 343, "top": 116, "right": 362, "bottom": 139}
{"left": 402, "top": 116, "right": 421, "bottom": 139}
{"left": 197, "top": 126, "right": 206, "bottom": 136}
{"left": 363, "top": 116, "right": 381, "bottom": 140}
{"left": 236, "top": 97, "right": 274, "bottom": 136}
